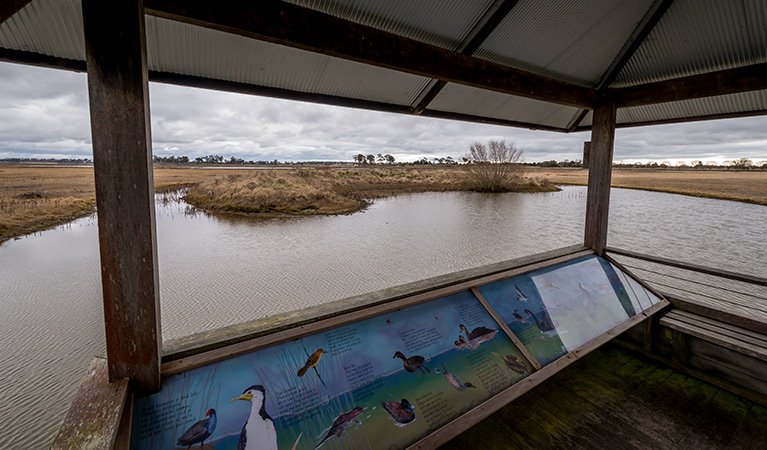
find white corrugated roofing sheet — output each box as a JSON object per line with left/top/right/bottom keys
{"left": 580, "top": 90, "right": 767, "bottom": 127}
{"left": 286, "top": 0, "right": 496, "bottom": 51}
{"left": 473, "top": 0, "right": 655, "bottom": 87}
{"left": 0, "top": 0, "right": 765, "bottom": 130}
{"left": 611, "top": 0, "right": 767, "bottom": 88}
{"left": 429, "top": 83, "right": 580, "bottom": 129}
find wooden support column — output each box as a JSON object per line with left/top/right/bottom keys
{"left": 83, "top": 0, "right": 161, "bottom": 393}
{"left": 584, "top": 95, "right": 616, "bottom": 255}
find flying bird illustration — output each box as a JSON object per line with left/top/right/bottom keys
{"left": 381, "top": 399, "right": 416, "bottom": 426}
{"left": 176, "top": 408, "right": 217, "bottom": 450}
{"left": 231, "top": 385, "right": 278, "bottom": 450}
{"left": 298, "top": 349, "right": 326, "bottom": 377}
{"left": 579, "top": 282, "right": 599, "bottom": 318}
{"left": 541, "top": 280, "right": 560, "bottom": 290}
{"left": 314, "top": 407, "right": 366, "bottom": 449}
{"left": 515, "top": 285, "right": 529, "bottom": 302}
{"left": 435, "top": 363, "right": 475, "bottom": 391}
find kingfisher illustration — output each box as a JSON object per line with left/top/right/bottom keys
{"left": 298, "top": 348, "right": 326, "bottom": 377}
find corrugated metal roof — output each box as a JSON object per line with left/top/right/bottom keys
{"left": 146, "top": 17, "right": 432, "bottom": 106}
{"left": 473, "top": 0, "right": 655, "bottom": 87}
{"left": 286, "top": 0, "right": 496, "bottom": 51}
{"left": 579, "top": 90, "right": 767, "bottom": 127}
{"left": 611, "top": 0, "right": 767, "bottom": 88}
{"left": 0, "top": 0, "right": 764, "bottom": 130}
{"left": 429, "top": 83, "right": 580, "bottom": 129}
{"left": 0, "top": 0, "right": 84, "bottom": 60}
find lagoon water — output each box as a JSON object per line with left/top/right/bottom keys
{"left": 1, "top": 186, "right": 765, "bottom": 448}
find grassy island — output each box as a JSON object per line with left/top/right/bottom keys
{"left": 182, "top": 167, "right": 557, "bottom": 216}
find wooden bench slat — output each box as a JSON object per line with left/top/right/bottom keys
{"left": 667, "top": 310, "right": 767, "bottom": 348}
{"left": 660, "top": 316, "right": 767, "bottom": 363}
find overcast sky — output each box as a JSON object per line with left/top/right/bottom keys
{"left": 1, "top": 62, "right": 765, "bottom": 164}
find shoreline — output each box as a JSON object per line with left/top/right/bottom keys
{"left": 2, "top": 166, "right": 765, "bottom": 243}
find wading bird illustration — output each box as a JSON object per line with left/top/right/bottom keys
{"left": 515, "top": 285, "right": 529, "bottom": 302}
{"left": 176, "top": 408, "right": 217, "bottom": 450}
{"left": 297, "top": 349, "right": 326, "bottom": 377}
{"left": 435, "top": 363, "right": 475, "bottom": 391}
{"left": 314, "top": 407, "right": 366, "bottom": 449}
{"left": 231, "top": 385, "right": 278, "bottom": 450}
{"left": 381, "top": 399, "right": 416, "bottom": 426}
{"left": 393, "top": 351, "right": 430, "bottom": 374}
{"left": 491, "top": 352, "right": 529, "bottom": 375}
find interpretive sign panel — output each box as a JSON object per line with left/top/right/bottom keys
{"left": 131, "top": 255, "right": 661, "bottom": 449}
{"left": 131, "top": 291, "right": 532, "bottom": 450}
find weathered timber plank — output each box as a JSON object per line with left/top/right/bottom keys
{"left": 613, "top": 63, "right": 767, "bottom": 108}
{"left": 729, "top": 404, "right": 767, "bottom": 449}
{"left": 83, "top": 0, "right": 162, "bottom": 393}
{"left": 677, "top": 389, "right": 752, "bottom": 449}
{"left": 144, "top": 0, "right": 596, "bottom": 109}
{"left": 50, "top": 358, "right": 129, "bottom": 450}
{"left": 583, "top": 95, "right": 616, "bottom": 255}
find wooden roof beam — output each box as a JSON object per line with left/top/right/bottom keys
{"left": 411, "top": 0, "right": 521, "bottom": 114}
{"left": 595, "top": 0, "right": 676, "bottom": 90}
{"left": 0, "top": 0, "right": 33, "bottom": 26}
{"left": 613, "top": 62, "right": 767, "bottom": 108}
{"left": 144, "top": 0, "right": 595, "bottom": 109}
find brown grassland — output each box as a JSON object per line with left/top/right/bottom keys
{"left": 1, "top": 164, "right": 765, "bottom": 243}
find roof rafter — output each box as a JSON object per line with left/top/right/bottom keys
{"left": 411, "top": 0, "right": 521, "bottom": 114}
{"left": 612, "top": 62, "right": 767, "bottom": 107}
{"left": 595, "top": 0, "right": 676, "bottom": 91}
{"left": 575, "top": 109, "right": 767, "bottom": 132}
{"left": 0, "top": 0, "right": 33, "bottom": 26}
{"left": 143, "top": 0, "right": 595, "bottom": 109}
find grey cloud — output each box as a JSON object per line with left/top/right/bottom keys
{"left": 1, "top": 62, "right": 765, "bottom": 163}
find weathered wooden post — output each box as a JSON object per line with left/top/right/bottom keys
{"left": 584, "top": 95, "right": 616, "bottom": 255}
{"left": 82, "top": 0, "right": 161, "bottom": 393}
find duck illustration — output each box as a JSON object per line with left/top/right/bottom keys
{"left": 435, "top": 363, "right": 475, "bottom": 391}
{"left": 491, "top": 352, "right": 529, "bottom": 375}
{"left": 524, "top": 308, "right": 557, "bottom": 337}
{"left": 176, "top": 408, "right": 216, "bottom": 450}
{"left": 231, "top": 385, "right": 277, "bottom": 450}
{"left": 512, "top": 309, "right": 528, "bottom": 323}
{"left": 459, "top": 324, "right": 494, "bottom": 341}
{"left": 386, "top": 319, "right": 393, "bottom": 326}
{"left": 381, "top": 399, "right": 416, "bottom": 426}
{"left": 579, "top": 282, "right": 598, "bottom": 318}
{"left": 297, "top": 349, "right": 326, "bottom": 377}
{"left": 393, "top": 351, "right": 430, "bottom": 374}
{"left": 515, "top": 285, "right": 529, "bottom": 302}
{"left": 454, "top": 335, "right": 468, "bottom": 350}
{"left": 315, "top": 406, "right": 366, "bottom": 449}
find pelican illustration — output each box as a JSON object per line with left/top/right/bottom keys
{"left": 231, "top": 385, "right": 278, "bottom": 450}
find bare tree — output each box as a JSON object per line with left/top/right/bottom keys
{"left": 464, "top": 140, "right": 524, "bottom": 192}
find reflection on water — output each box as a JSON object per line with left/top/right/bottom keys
{"left": 0, "top": 185, "right": 764, "bottom": 448}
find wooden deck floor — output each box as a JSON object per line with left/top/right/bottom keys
{"left": 442, "top": 344, "right": 767, "bottom": 449}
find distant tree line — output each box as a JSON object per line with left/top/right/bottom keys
{"left": 0, "top": 157, "right": 92, "bottom": 164}
{"left": 353, "top": 153, "right": 396, "bottom": 165}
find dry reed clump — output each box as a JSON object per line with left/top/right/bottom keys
{"left": 0, "top": 196, "right": 95, "bottom": 239}
{"left": 183, "top": 171, "right": 364, "bottom": 215}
